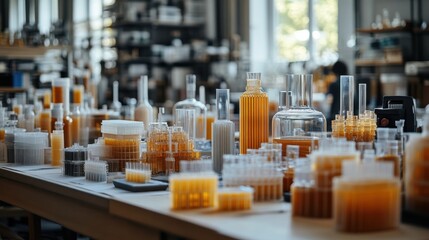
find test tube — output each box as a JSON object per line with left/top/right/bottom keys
{"left": 199, "top": 86, "right": 206, "bottom": 104}
{"left": 175, "top": 109, "right": 196, "bottom": 140}
{"left": 358, "top": 84, "right": 366, "bottom": 116}
{"left": 166, "top": 127, "right": 175, "bottom": 176}
{"left": 111, "top": 81, "right": 121, "bottom": 112}
{"left": 340, "top": 75, "right": 355, "bottom": 117}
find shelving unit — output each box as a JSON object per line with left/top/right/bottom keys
{"left": 354, "top": 0, "right": 429, "bottom": 106}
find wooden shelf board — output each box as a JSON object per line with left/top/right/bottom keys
{"left": 355, "top": 59, "right": 404, "bottom": 67}
{"left": 0, "top": 46, "right": 67, "bottom": 59}
{"left": 357, "top": 26, "right": 411, "bottom": 34}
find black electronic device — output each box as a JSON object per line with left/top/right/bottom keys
{"left": 374, "top": 96, "right": 417, "bottom": 132}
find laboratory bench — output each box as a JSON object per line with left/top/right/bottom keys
{"left": 0, "top": 164, "right": 428, "bottom": 240}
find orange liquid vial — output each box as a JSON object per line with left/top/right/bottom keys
{"left": 239, "top": 73, "right": 268, "bottom": 153}
{"left": 52, "top": 116, "right": 73, "bottom": 148}
{"left": 71, "top": 114, "right": 80, "bottom": 145}
{"left": 283, "top": 168, "right": 294, "bottom": 192}
{"left": 40, "top": 111, "right": 51, "bottom": 133}
{"left": 13, "top": 105, "right": 22, "bottom": 115}
{"left": 73, "top": 85, "right": 84, "bottom": 104}
{"left": 0, "top": 129, "right": 5, "bottom": 142}
{"left": 52, "top": 86, "right": 63, "bottom": 103}
{"left": 43, "top": 92, "right": 51, "bottom": 109}
{"left": 205, "top": 115, "right": 215, "bottom": 140}
{"left": 125, "top": 169, "right": 151, "bottom": 183}
{"left": 51, "top": 130, "right": 64, "bottom": 166}
{"left": 334, "top": 179, "right": 400, "bottom": 232}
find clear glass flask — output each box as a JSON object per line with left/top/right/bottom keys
{"left": 173, "top": 74, "right": 207, "bottom": 142}
{"left": 272, "top": 74, "right": 326, "bottom": 157}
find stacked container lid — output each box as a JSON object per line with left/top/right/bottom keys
{"left": 14, "top": 132, "right": 49, "bottom": 165}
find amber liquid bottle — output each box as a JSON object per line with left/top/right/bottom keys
{"left": 51, "top": 103, "right": 73, "bottom": 148}
{"left": 239, "top": 72, "right": 268, "bottom": 154}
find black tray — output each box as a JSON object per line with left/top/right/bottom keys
{"left": 113, "top": 179, "right": 169, "bottom": 192}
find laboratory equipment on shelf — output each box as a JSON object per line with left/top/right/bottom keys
{"left": 272, "top": 74, "right": 326, "bottom": 157}
{"left": 239, "top": 72, "right": 269, "bottom": 154}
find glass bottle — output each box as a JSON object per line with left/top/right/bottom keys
{"left": 239, "top": 72, "right": 269, "bottom": 154}
{"left": 51, "top": 120, "right": 64, "bottom": 166}
{"left": 110, "top": 81, "right": 122, "bottom": 114}
{"left": 212, "top": 89, "right": 235, "bottom": 175}
{"left": 134, "top": 75, "right": 153, "bottom": 130}
{"left": 51, "top": 103, "right": 73, "bottom": 148}
{"left": 24, "top": 105, "right": 35, "bottom": 132}
{"left": 71, "top": 104, "right": 81, "bottom": 145}
{"left": 272, "top": 74, "right": 326, "bottom": 157}
{"left": 173, "top": 74, "right": 207, "bottom": 142}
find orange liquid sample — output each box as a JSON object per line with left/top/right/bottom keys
{"left": 104, "top": 134, "right": 140, "bottom": 171}
{"left": 217, "top": 189, "right": 253, "bottom": 211}
{"left": 291, "top": 186, "right": 332, "bottom": 218}
{"left": 71, "top": 115, "right": 80, "bottom": 145}
{"left": 334, "top": 180, "right": 400, "bottom": 232}
{"left": 52, "top": 86, "right": 63, "bottom": 103}
{"left": 312, "top": 153, "right": 359, "bottom": 188}
{"left": 273, "top": 137, "right": 318, "bottom": 157}
{"left": 40, "top": 111, "right": 51, "bottom": 133}
{"left": 239, "top": 93, "right": 268, "bottom": 154}
{"left": 125, "top": 170, "right": 151, "bottom": 183}
{"left": 43, "top": 92, "right": 51, "bottom": 109}
{"left": 13, "top": 105, "right": 22, "bottom": 115}
{"left": 206, "top": 115, "right": 215, "bottom": 140}
{"left": 0, "top": 129, "right": 5, "bottom": 141}
{"left": 283, "top": 169, "right": 294, "bottom": 192}
{"left": 142, "top": 129, "right": 200, "bottom": 174}
{"left": 51, "top": 116, "right": 73, "bottom": 148}
{"left": 73, "top": 86, "right": 84, "bottom": 104}
{"left": 51, "top": 131, "right": 64, "bottom": 166}
{"left": 170, "top": 174, "right": 218, "bottom": 210}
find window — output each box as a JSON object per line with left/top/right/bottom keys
{"left": 274, "top": 0, "right": 338, "bottom": 63}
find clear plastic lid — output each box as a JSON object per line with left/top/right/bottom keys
{"left": 52, "top": 78, "right": 70, "bottom": 87}
{"left": 101, "top": 120, "right": 144, "bottom": 135}
{"left": 14, "top": 132, "right": 49, "bottom": 146}
{"left": 246, "top": 72, "right": 262, "bottom": 88}
{"left": 377, "top": 128, "right": 397, "bottom": 142}
{"left": 216, "top": 89, "right": 230, "bottom": 121}
{"left": 341, "top": 160, "right": 394, "bottom": 180}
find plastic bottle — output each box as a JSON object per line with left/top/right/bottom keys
{"left": 51, "top": 120, "right": 64, "bottom": 166}
{"left": 24, "top": 105, "right": 35, "bottom": 132}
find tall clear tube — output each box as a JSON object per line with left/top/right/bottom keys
{"left": 135, "top": 75, "right": 153, "bottom": 130}
{"left": 212, "top": 89, "right": 235, "bottom": 174}
{"left": 340, "top": 75, "right": 354, "bottom": 117}
{"left": 359, "top": 84, "right": 366, "bottom": 116}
